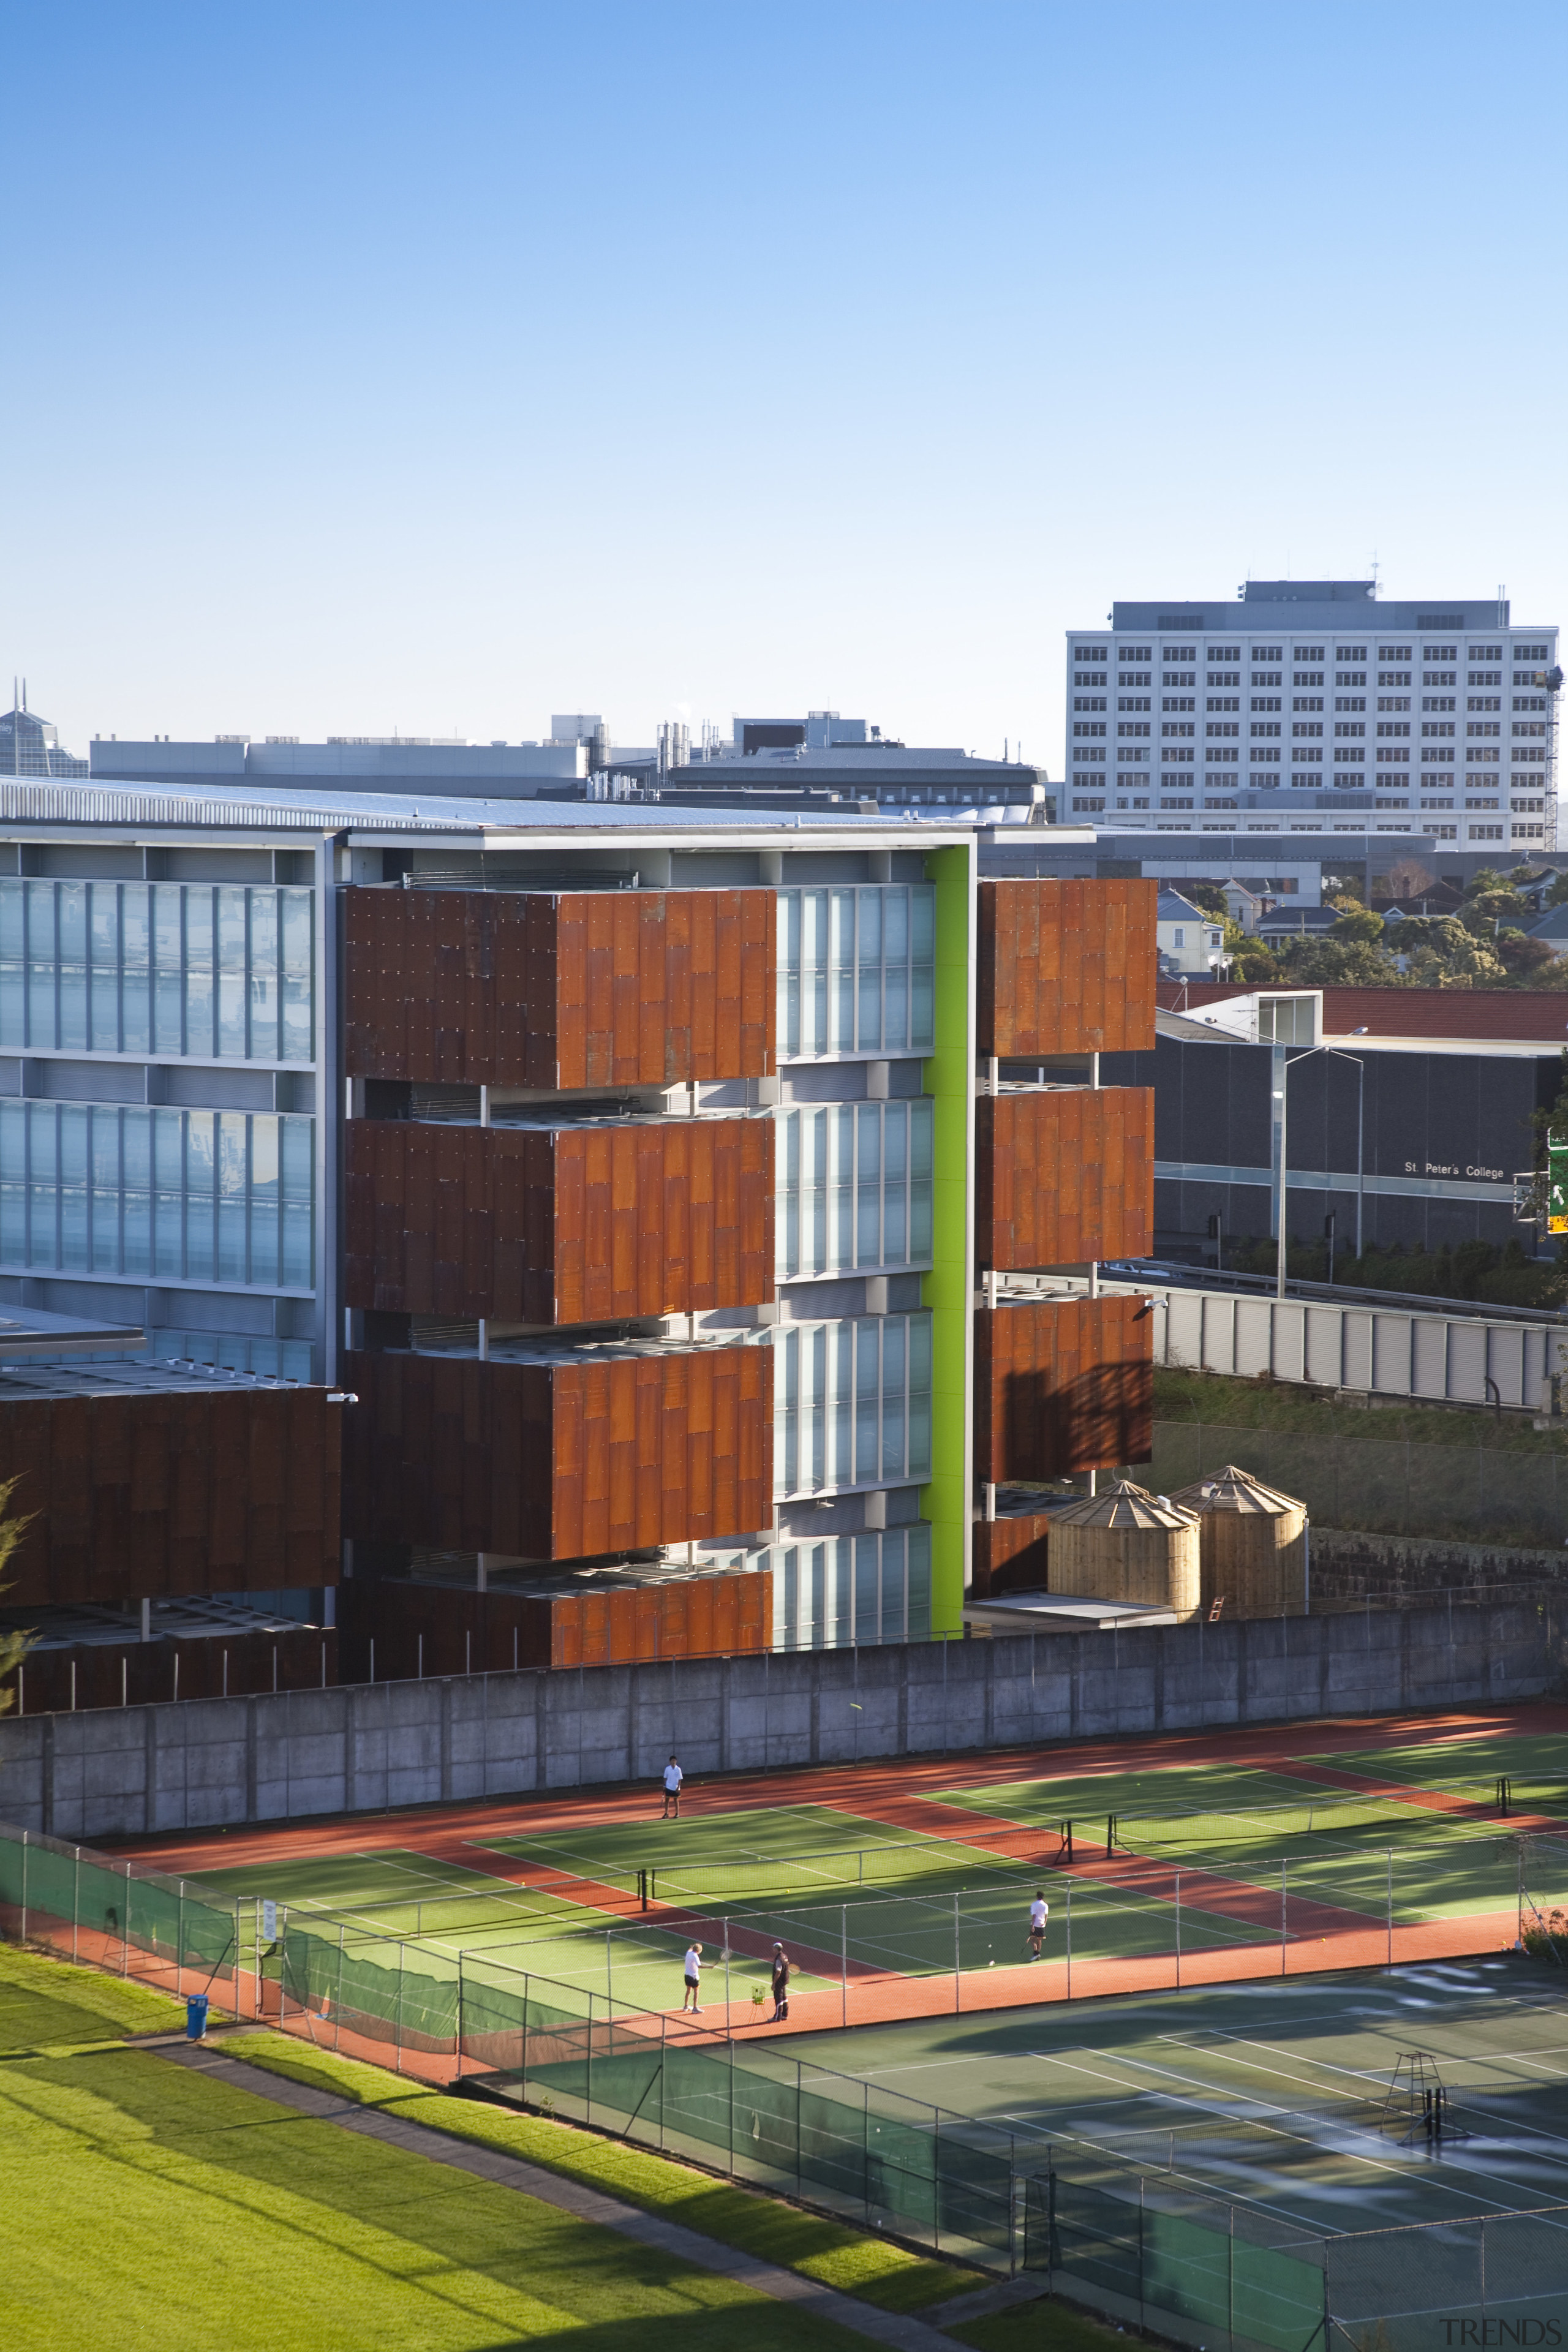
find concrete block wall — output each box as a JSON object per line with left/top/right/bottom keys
{"left": 1, "top": 1599, "right": 1561, "bottom": 1843}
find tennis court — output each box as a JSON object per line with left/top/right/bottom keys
{"left": 153, "top": 1712, "right": 1568, "bottom": 2043}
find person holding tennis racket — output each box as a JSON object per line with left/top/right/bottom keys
{"left": 1027, "top": 1890, "right": 1049, "bottom": 1960}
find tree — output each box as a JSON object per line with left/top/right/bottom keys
{"left": 1495, "top": 930, "right": 1567, "bottom": 987}
{"left": 1458, "top": 889, "right": 1529, "bottom": 936}
{"left": 1546, "top": 869, "right": 1568, "bottom": 910}
{"left": 1183, "top": 881, "right": 1229, "bottom": 918}
{"left": 1276, "top": 935, "right": 1404, "bottom": 986}
{"left": 1229, "top": 943, "right": 1281, "bottom": 982}
{"left": 1463, "top": 865, "right": 1509, "bottom": 900}
{"left": 0, "top": 1477, "right": 36, "bottom": 1718}
{"left": 1391, "top": 915, "right": 1506, "bottom": 989}
{"left": 1330, "top": 908, "right": 1386, "bottom": 944}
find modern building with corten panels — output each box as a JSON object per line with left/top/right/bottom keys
{"left": 0, "top": 777, "right": 1155, "bottom": 1692}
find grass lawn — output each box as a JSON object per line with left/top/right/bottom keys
{"left": 218, "top": 2026, "right": 977, "bottom": 2315}
{"left": 1152, "top": 1364, "right": 1568, "bottom": 1452}
{"left": 0, "top": 1947, "right": 876, "bottom": 2351}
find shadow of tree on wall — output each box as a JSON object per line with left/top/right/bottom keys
{"left": 998, "top": 1360, "right": 1153, "bottom": 1479}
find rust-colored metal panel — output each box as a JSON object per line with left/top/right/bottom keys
{"left": 972, "top": 1514, "right": 1054, "bottom": 1599}
{"left": 334, "top": 1571, "right": 768, "bottom": 1679}
{"left": 978, "top": 880, "right": 1156, "bottom": 1058}
{"left": 0, "top": 1387, "right": 342, "bottom": 1610}
{"left": 341, "top": 1344, "right": 772, "bottom": 1559}
{"left": 345, "top": 888, "right": 776, "bottom": 1087}
{"left": 974, "top": 1295, "right": 1153, "bottom": 1480}
{"left": 17, "top": 1626, "right": 338, "bottom": 1712}
{"left": 344, "top": 1117, "right": 774, "bottom": 1322}
{"left": 978, "top": 1088, "right": 1153, "bottom": 1268}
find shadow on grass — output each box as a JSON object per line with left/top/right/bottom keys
{"left": 24, "top": 2049, "right": 866, "bottom": 2350}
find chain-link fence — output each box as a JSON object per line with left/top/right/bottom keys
{"left": 7, "top": 1811, "right": 1568, "bottom": 2322}
{"left": 7, "top": 1815, "right": 1563, "bottom": 2052}
{"left": 1146, "top": 1419, "right": 1568, "bottom": 1550}
{"left": 1026, "top": 2166, "right": 1568, "bottom": 2352}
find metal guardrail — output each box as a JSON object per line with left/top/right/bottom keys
{"left": 1105, "top": 1259, "right": 1568, "bottom": 1328}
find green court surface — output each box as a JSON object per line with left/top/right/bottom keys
{"left": 937, "top": 1760, "right": 1498, "bottom": 1857}
{"left": 478, "top": 1802, "right": 993, "bottom": 1898}
{"left": 182, "top": 1753, "right": 1563, "bottom": 2030}
{"left": 777, "top": 1958, "right": 1568, "bottom": 2239}
{"left": 1309, "top": 1733, "right": 1568, "bottom": 1811}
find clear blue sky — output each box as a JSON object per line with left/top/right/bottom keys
{"left": 4, "top": 2, "right": 1565, "bottom": 769}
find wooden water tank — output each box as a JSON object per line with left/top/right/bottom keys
{"left": 1047, "top": 1480, "right": 1200, "bottom": 1619}
{"left": 1170, "top": 1463, "right": 1307, "bottom": 1619}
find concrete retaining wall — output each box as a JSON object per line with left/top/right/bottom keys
{"left": 1310, "top": 1527, "right": 1568, "bottom": 1601}
{"left": 1, "top": 1600, "right": 1561, "bottom": 1843}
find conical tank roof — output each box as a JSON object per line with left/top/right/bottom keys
{"left": 1050, "top": 1478, "right": 1196, "bottom": 1531}
{"left": 1169, "top": 1463, "right": 1304, "bottom": 1518}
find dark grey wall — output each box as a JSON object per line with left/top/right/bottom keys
{"left": 1104, "top": 1035, "right": 1558, "bottom": 1256}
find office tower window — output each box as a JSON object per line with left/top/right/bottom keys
{"left": 1334, "top": 696, "right": 1366, "bottom": 713}
{"left": 1072, "top": 696, "right": 1106, "bottom": 712}
{"left": 1118, "top": 695, "right": 1151, "bottom": 712}
{"left": 1207, "top": 670, "right": 1240, "bottom": 686}
{"left": 1378, "top": 644, "right": 1412, "bottom": 660}
{"left": 1292, "top": 669, "right": 1324, "bottom": 686}
{"left": 1424, "top": 644, "right": 1458, "bottom": 660}
{"left": 1468, "top": 669, "right": 1501, "bottom": 687}
{"left": 1118, "top": 644, "right": 1153, "bottom": 661}
{"left": 1423, "top": 668, "right": 1457, "bottom": 685}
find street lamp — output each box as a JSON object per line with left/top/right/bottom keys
{"left": 1273, "top": 1045, "right": 1366, "bottom": 1300}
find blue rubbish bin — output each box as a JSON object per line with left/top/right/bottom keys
{"left": 186, "top": 1995, "right": 209, "bottom": 2041}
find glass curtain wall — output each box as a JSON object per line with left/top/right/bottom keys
{"left": 777, "top": 886, "right": 935, "bottom": 1058}
{"left": 0, "top": 881, "right": 314, "bottom": 1062}
{"left": 776, "top": 1099, "right": 934, "bottom": 1280}
{"left": 771, "top": 1525, "right": 933, "bottom": 1648}
{"left": 774, "top": 1313, "right": 933, "bottom": 1496}
{"left": 0, "top": 1101, "right": 314, "bottom": 1287}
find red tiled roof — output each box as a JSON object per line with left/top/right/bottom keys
{"left": 1156, "top": 981, "right": 1568, "bottom": 1044}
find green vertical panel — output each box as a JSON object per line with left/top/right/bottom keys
{"left": 919, "top": 842, "right": 974, "bottom": 1632}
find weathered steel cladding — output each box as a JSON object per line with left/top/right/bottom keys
{"left": 344, "top": 1117, "right": 774, "bottom": 1322}
{"left": 978, "top": 1088, "right": 1153, "bottom": 1268}
{"left": 0, "top": 1389, "right": 341, "bottom": 1608}
{"left": 344, "top": 888, "right": 775, "bottom": 1087}
{"left": 972, "top": 1513, "right": 1054, "bottom": 1598}
{"left": 336, "top": 1571, "right": 770, "bottom": 1679}
{"left": 978, "top": 879, "right": 1156, "bottom": 1057}
{"left": 341, "top": 1345, "right": 772, "bottom": 1559}
{"left": 18, "top": 1627, "right": 337, "bottom": 1712}
{"left": 974, "top": 1296, "right": 1153, "bottom": 1479}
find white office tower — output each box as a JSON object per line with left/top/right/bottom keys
{"left": 1066, "top": 582, "right": 1559, "bottom": 855}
